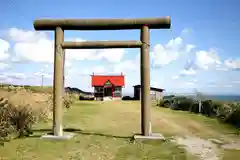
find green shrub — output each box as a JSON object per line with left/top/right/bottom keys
{"left": 157, "top": 99, "right": 171, "bottom": 108}
{"left": 188, "top": 102, "right": 199, "bottom": 113}
{"left": 0, "top": 97, "right": 36, "bottom": 143}
{"left": 199, "top": 100, "right": 217, "bottom": 117}
{"left": 79, "top": 95, "right": 94, "bottom": 101}
{"left": 162, "top": 95, "right": 175, "bottom": 99}
{"left": 47, "top": 93, "right": 74, "bottom": 109}
{"left": 63, "top": 93, "right": 73, "bottom": 108}
{"left": 0, "top": 98, "right": 15, "bottom": 144}
{"left": 170, "top": 98, "right": 196, "bottom": 111}
{"left": 122, "top": 96, "right": 134, "bottom": 100}
{"left": 216, "top": 102, "right": 240, "bottom": 127}
{"left": 225, "top": 107, "right": 240, "bottom": 127}
{"left": 8, "top": 104, "right": 36, "bottom": 138}
{"left": 157, "top": 94, "right": 240, "bottom": 128}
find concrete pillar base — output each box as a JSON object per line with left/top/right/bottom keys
{"left": 41, "top": 132, "right": 75, "bottom": 141}
{"left": 133, "top": 133, "right": 165, "bottom": 141}
{"left": 53, "top": 124, "right": 63, "bottom": 137}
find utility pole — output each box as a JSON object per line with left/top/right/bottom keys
{"left": 198, "top": 96, "right": 202, "bottom": 113}
{"left": 41, "top": 74, "right": 44, "bottom": 87}
{"left": 194, "top": 89, "right": 202, "bottom": 113}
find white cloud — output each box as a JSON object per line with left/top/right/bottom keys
{"left": 182, "top": 48, "right": 237, "bottom": 73}
{"left": 14, "top": 38, "right": 54, "bottom": 63}
{"left": 180, "top": 68, "right": 196, "bottom": 76}
{"left": 207, "top": 84, "right": 217, "bottom": 88}
{"left": 223, "top": 84, "right": 232, "bottom": 88}
{"left": 191, "top": 79, "right": 198, "bottom": 82}
{"left": 0, "top": 39, "right": 10, "bottom": 61}
{"left": 186, "top": 44, "right": 196, "bottom": 53}
{"left": 185, "top": 82, "right": 195, "bottom": 85}
{"left": 195, "top": 49, "right": 221, "bottom": 70}
{"left": 0, "top": 63, "right": 9, "bottom": 70}
{"left": 34, "top": 72, "right": 52, "bottom": 79}
{"left": 215, "top": 65, "right": 228, "bottom": 71}
{"left": 232, "top": 80, "right": 240, "bottom": 84}
{"left": 82, "top": 66, "right": 106, "bottom": 75}
{"left": 166, "top": 37, "right": 183, "bottom": 49}
{"left": 9, "top": 28, "right": 125, "bottom": 64}
{"left": 0, "top": 72, "right": 27, "bottom": 80}
{"left": 178, "top": 81, "right": 196, "bottom": 89}
{"left": 91, "top": 66, "right": 106, "bottom": 74}
{"left": 97, "top": 49, "right": 125, "bottom": 63}
{"left": 172, "top": 66, "right": 196, "bottom": 80}
{"left": 66, "top": 49, "right": 97, "bottom": 61}
{"left": 150, "top": 81, "right": 159, "bottom": 87}
{"left": 182, "top": 28, "right": 192, "bottom": 34}
{"left": 224, "top": 59, "right": 240, "bottom": 70}
{"left": 65, "top": 61, "right": 72, "bottom": 67}
{"left": 151, "top": 37, "right": 183, "bottom": 66}
{"left": 0, "top": 72, "right": 52, "bottom": 86}
{"left": 113, "top": 60, "right": 137, "bottom": 73}
{"left": 172, "top": 76, "right": 179, "bottom": 79}
{"left": 8, "top": 28, "right": 47, "bottom": 42}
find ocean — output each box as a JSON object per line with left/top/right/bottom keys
{"left": 205, "top": 95, "right": 240, "bottom": 101}
{"left": 123, "top": 92, "right": 240, "bottom": 102}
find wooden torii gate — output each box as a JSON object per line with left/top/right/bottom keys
{"left": 33, "top": 17, "right": 171, "bottom": 140}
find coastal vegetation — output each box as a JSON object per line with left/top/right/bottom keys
{"left": 157, "top": 95, "right": 240, "bottom": 129}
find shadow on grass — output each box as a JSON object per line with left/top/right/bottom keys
{"left": 31, "top": 128, "right": 133, "bottom": 140}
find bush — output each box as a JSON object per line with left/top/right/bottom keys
{"left": 47, "top": 93, "right": 74, "bottom": 110}
{"left": 63, "top": 93, "right": 73, "bottom": 108}
{"left": 122, "top": 96, "right": 134, "bottom": 101}
{"left": 170, "top": 98, "right": 196, "bottom": 111}
{"left": 0, "top": 97, "right": 36, "bottom": 143}
{"left": 0, "top": 86, "right": 75, "bottom": 145}
{"left": 215, "top": 102, "right": 240, "bottom": 127}
{"left": 199, "top": 100, "right": 219, "bottom": 117}
{"left": 0, "top": 98, "right": 14, "bottom": 144}
{"left": 225, "top": 106, "right": 240, "bottom": 127}
{"left": 157, "top": 94, "right": 240, "bottom": 128}
{"left": 79, "top": 95, "right": 94, "bottom": 101}
{"left": 157, "top": 99, "right": 171, "bottom": 108}
{"left": 162, "top": 95, "right": 175, "bottom": 99}
{"left": 0, "top": 88, "right": 51, "bottom": 143}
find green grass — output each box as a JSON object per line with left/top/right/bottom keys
{"left": 0, "top": 101, "right": 239, "bottom": 159}
{"left": 0, "top": 101, "right": 193, "bottom": 160}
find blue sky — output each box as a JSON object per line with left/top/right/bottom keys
{"left": 0, "top": 0, "right": 240, "bottom": 95}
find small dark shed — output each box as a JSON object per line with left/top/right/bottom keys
{"left": 133, "top": 85, "right": 164, "bottom": 100}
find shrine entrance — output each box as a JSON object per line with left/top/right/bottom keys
{"left": 104, "top": 87, "right": 112, "bottom": 97}
{"left": 104, "top": 80, "right": 113, "bottom": 97}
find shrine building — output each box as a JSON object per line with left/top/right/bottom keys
{"left": 91, "top": 73, "right": 125, "bottom": 101}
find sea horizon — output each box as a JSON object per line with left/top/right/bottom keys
{"left": 122, "top": 92, "right": 240, "bottom": 101}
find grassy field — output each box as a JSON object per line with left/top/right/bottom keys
{"left": 0, "top": 100, "right": 239, "bottom": 160}
{"left": 0, "top": 84, "right": 53, "bottom": 93}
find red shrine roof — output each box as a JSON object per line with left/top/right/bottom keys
{"left": 91, "top": 74, "right": 125, "bottom": 87}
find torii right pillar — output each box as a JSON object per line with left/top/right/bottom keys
{"left": 134, "top": 25, "right": 165, "bottom": 141}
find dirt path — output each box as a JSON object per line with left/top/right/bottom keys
{"left": 150, "top": 108, "right": 222, "bottom": 160}
{"left": 172, "top": 136, "right": 220, "bottom": 160}
{"left": 88, "top": 101, "right": 239, "bottom": 160}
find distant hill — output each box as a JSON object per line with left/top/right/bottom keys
{"left": 64, "top": 87, "right": 93, "bottom": 96}
{"left": 0, "top": 83, "right": 93, "bottom": 95}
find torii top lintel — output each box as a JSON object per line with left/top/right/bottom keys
{"left": 33, "top": 17, "right": 171, "bottom": 31}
